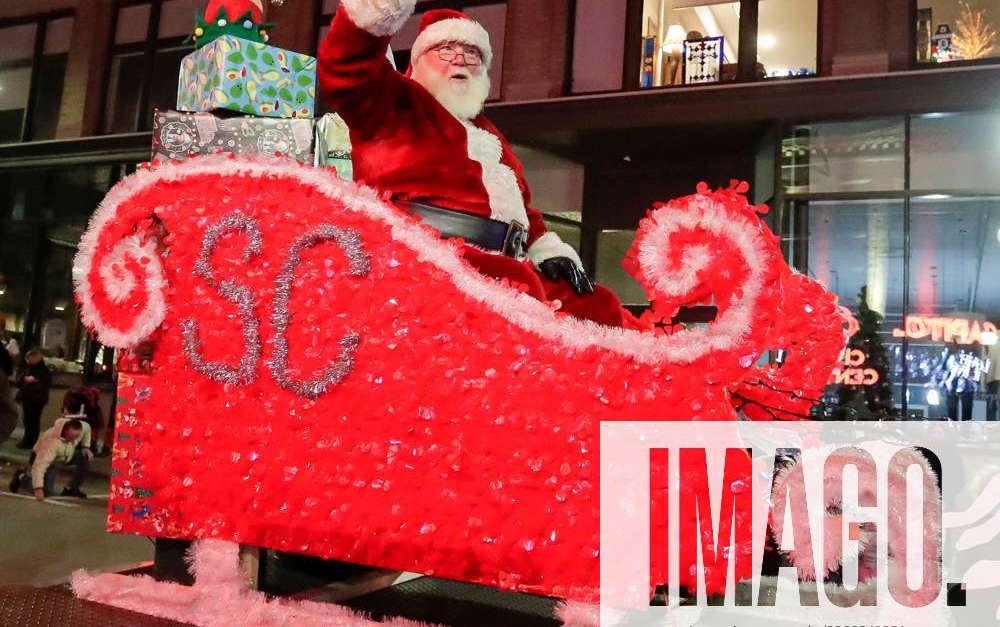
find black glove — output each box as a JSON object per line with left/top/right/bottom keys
{"left": 539, "top": 257, "right": 595, "bottom": 296}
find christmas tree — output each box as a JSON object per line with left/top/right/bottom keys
{"left": 835, "top": 286, "right": 897, "bottom": 420}
{"left": 954, "top": 2, "right": 998, "bottom": 60}
{"left": 192, "top": 0, "right": 276, "bottom": 48}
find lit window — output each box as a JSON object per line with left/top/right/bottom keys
{"left": 917, "top": 0, "right": 1000, "bottom": 64}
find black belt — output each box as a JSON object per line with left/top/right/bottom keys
{"left": 398, "top": 200, "right": 527, "bottom": 259}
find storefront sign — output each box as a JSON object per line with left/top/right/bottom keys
{"left": 831, "top": 347, "right": 880, "bottom": 386}
{"left": 892, "top": 316, "right": 997, "bottom": 345}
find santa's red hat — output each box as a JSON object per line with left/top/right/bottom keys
{"left": 410, "top": 9, "right": 493, "bottom": 69}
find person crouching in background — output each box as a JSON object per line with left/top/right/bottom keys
{"left": 8, "top": 417, "right": 92, "bottom": 500}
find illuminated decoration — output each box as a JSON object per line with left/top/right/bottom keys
{"left": 953, "top": 2, "right": 998, "bottom": 60}
{"left": 892, "top": 315, "right": 998, "bottom": 345}
{"left": 831, "top": 347, "right": 880, "bottom": 386}
{"left": 683, "top": 36, "right": 724, "bottom": 84}
{"left": 927, "top": 388, "right": 941, "bottom": 406}
{"left": 72, "top": 158, "right": 844, "bottom": 602}
{"left": 641, "top": 36, "right": 656, "bottom": 88}
{"left": 936, "top": 351, "right": 991, "bottom": 393}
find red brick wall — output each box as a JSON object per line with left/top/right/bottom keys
{"left": 500, "top": 0, "right": 572, "bottom": 101}
{"left": 57, "top": 0, "right": 113, "bottom": 138}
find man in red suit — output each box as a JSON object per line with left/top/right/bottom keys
{"left": 318, "top": 1, "right": 637, "bottom": 328}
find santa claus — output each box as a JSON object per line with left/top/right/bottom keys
{"left": 318, "top": 0, "right": 637, "bottom": 327}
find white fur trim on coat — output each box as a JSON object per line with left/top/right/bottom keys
{"left": 462, "top": 121, "right": 530, "bottom": 227}
{"left": 411, "top": 17, "right": 494, "bottom": 68}
{"left": 527, "top": 232, "right": 583, "bottom": 269}
{"left": 340, "top": 0, "right": 416, "bottom": 37}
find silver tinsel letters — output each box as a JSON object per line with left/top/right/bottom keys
{"left": 267, "top": 225, "right": 370, "bottom": 399}
{"left": 182, "top": 211, "right": 264, "bottom": 386}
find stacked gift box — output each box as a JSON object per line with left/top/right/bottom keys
{"left": 156, "top": 28, "right": 352, "bottom": 180}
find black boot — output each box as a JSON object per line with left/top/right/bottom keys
{"left": 8, "top": 469, "right": 25, "bottom": 493}
{"left": 61, "top": 486, "right": 87, "bottom": 498}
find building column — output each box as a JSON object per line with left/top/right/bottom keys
{"left": 56, "top": 0, "right": 114, "bottom": 138}
{"left": 501, "top": 0, "right": 573, "bottom": 101}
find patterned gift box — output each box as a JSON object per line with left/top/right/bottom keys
{"left": 152, "top": 109, "right": 314, "bottom": 163}
{"left": 177, "top": 35, "right": 317, "bottom": 118}
{"left": 314, "top": 112, "right": 353, "bottom": 181}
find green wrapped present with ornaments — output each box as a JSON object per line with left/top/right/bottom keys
{"left": 179, "top": 0, "right": 316, "bottom": 119}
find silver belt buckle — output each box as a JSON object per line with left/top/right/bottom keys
{"left": 503, "top": 220, "right": 527, "bottom": 260}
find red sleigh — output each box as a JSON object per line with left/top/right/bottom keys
{"left": 71, "top": 155, "right": 845, "bottom": 609}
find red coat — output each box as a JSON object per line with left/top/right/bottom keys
{"left": 318, "top": 7, "right": 575, "bottom": 263}
{"left": 318, "top": 3, "right": 637, "bottom": 328}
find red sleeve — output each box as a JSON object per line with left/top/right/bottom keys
{"left": 317, "top": 9, "right": 406, "bottom": 140}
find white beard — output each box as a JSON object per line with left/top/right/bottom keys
{"left": 411, "top": 62, "right": 491, "bottom": 121}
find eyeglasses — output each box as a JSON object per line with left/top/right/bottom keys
{"left": 433, "top": 44, "right": 483, "bottom": 67}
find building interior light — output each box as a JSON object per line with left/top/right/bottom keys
{"left": 926, "top": 389, "right": 940, "bottom": 406}
{"left": 758, "top": 34, "right": 777, "bottom": 49}
{"left": 918, "top": 194, "right": 952, "bottom": 200}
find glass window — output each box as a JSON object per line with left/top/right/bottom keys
{"left": 0, "top": 165, "right": 120, "bottom": 383}
{"left": 0, "top": 23, "right": 38, "bottom": 143}
{"left": 104, "top": 51, "right": 146, "bottom": 134}
{"left": 0, "top": 16, "right": 74, "bottom": 143}
{"left": 148, "top": 45, "right": 195, "bottom": 127}
{"left": 781, "top": 119, "right": 905, "bottom": 194}
{"left": 595, "top": 229, "right": 648, "bottom": 306}
{"left": 784, "top": 200, "right": 906, "bottom": 420}
{"left": 115, "top": 3, "right": 152, "bottom": 44}
{"left": 912, "top": 112, "right": 1000, "bottom": 193}
{"left": 159, "top": 0, "right": 203, "bottom": 39}
{"left": 0, "top": 223, "right": 38, "bottom": 349}
{"left": 105, "top": 2, "right": 196, "bottom": 133}
{"left": 917, "top": 0, "right": 1000, "bottom": 64}
{"left": 757, "top": 0, "right": 817, "bottom": 78}
{"left": 909, "top": 196, "right": 1000, "bottom": 420}
{"left": 639, "top": 0, "right": 740, "bottom": 88}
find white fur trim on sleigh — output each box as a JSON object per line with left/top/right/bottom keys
{"left": 411, "top": 17, "right": 494, "bottom": 68}
{"left": 528, "top": 232, "right": 584, "bottom": 269}
{"left": 79, "top": 156, "right": 766, "bottom": 365}
{"left": 341, "top": 0, "right": 416, "bottom": 37}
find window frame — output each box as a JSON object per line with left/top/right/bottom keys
{"left": 612, "top": 0, "right": 823, "bottom": 97}
{"left": 101, "top": 0, "right": 195, "bottom": 135}
{"left": 0, "top": 8, "right": 76, "bottom": 144}
{"left": 774, "top": 111, "right": 1000, "bottom": 419}
{"left": 911, "top": 0, "right": 1000, "bottom": 71}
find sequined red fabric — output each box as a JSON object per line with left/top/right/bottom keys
{"left": 76, "top": 158, "right": 843, "bottom": 602}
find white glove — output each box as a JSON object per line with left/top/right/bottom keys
{"left": 341, "top": 0, "right": 416, "bottom": 37}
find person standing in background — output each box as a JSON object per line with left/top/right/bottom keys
{"left": 16, "top": 349, "right": 51, "bottom": 449}
{"left": 0, "top": 313, "right": 19, "bottom": 365}
{"left": 0, "top": 355, "right": 17, "bottom": 445}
